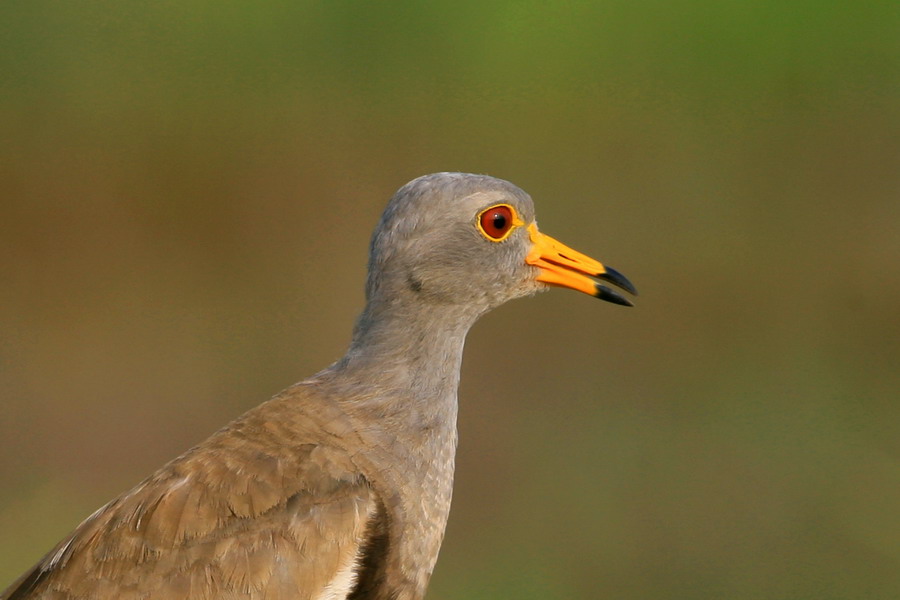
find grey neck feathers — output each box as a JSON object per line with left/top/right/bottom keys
{"left": 328, "top": 286, "right": 483, "bottom": 427}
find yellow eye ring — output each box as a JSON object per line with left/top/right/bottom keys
{"left": 476, "top": 203, "right": 524, "bottom": 242}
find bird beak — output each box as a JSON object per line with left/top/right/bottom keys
{"left": 525, "top": 223, "right": 637, "bottom": 306}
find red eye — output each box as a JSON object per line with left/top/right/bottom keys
{"left": 478, "top": 204, "right": 515, "bottom": 241}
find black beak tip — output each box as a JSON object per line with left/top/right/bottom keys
{"left": 598, "top": 266, "right": 638, "bottom": 296}
{"left": 594, "top": 284, "right": 635, "bottom": 307}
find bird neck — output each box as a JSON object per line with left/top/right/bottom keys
{"left": 315, "top": 297, "right": 478, "bottom": 598}
{"left": 342, "top": 298, "right": 479, "bottom": 398}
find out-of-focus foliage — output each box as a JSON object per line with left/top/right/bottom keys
{"left": 1, "top": 2, "right": 898, "bottom": 598}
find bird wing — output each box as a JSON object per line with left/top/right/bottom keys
{"left": 2, "top": 391, "right": 382, "bottom": 600}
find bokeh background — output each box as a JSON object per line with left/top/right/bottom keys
{"left": 2, "top": 1, "right": 898, "bottom": 598}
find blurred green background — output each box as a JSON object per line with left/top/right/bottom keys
{"left": 1, "top": 1, "right": 898, "bottom": 598}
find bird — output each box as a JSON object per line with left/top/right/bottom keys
{"left": 2, "top": 172, "right": 636, "bottom": 600}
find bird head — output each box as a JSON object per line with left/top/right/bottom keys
{"left": 365, "top": 173, "right": 635, "bottom": 315}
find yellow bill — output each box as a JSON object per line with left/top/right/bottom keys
{"left": 525, "top": 224, "right": 637, "bottom": 306}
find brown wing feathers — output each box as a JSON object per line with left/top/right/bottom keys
{"left": 2, "top": 392, "right": 380, "bottom": 600}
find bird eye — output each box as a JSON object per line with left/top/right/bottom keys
{"left": 477, "top": 204, "right": 517, "bottom": 242}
